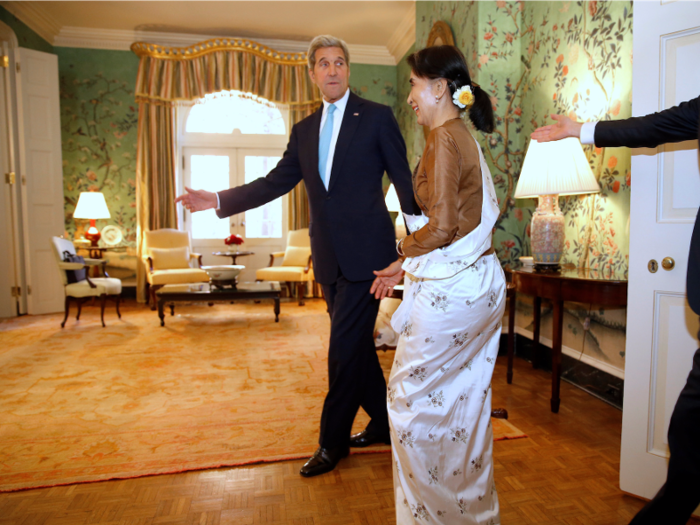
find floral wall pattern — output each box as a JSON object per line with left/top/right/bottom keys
{"left": 408, "top": 1, "right": 633, "bottom": 375}
{"left": 58, "top": 48, "right": 140, "bottom": 247}
{"left": 349, "top": 63, "right": 398, "bottom": 111}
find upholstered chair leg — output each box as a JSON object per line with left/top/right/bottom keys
{"left": 150, "top": 287, "right": 157, "bottom": 311}
{"left": 76, "top": 299, "right": 83, "bottom": 320}
{"left": 100, "top": 294, "right": 106, "bottom": 327}
{"left": 61, "top": 296, "right": 70, "bottom": 328}
{"left": 297, "top": 282, "right": 305, "bottom": 306}
{"left": 115, "top": 295, "right": 122, "bottom": 319}
{"left": 145, "top": 282, "right": 150, "bottom": 306}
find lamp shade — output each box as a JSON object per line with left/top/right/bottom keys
{"left": 514, "top": 137, "right": 600, "bottom": 198}
{"left": 385, "top": 184, "right": 401, "bottom": 212}
{"left": 73, "top": 192, "right": 110, "bottom": 219}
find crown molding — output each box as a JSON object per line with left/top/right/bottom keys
{"left": 386, "top": 4, "right": 416, "bottom": 63}
{"left": 346, "top": 43, "right": 396, "bottom": 66}
{"left": 0, "top": 0, "right": 61, "bottom": 44}
{"left": 53, "top": 26, "right": 396, "bottom": 65}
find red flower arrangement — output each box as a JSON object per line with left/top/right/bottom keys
{"left": 224, "top": 234, "right": 244, "bottom": 246}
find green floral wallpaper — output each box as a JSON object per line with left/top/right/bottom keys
{"left": 349, "top": 63, "right": 397, "bottom": 111}
{"left": 0, "top": 5, "right": 53, "bottom": 53}
{"left": 57, "top": 48, "right": 140, "bottom": 246}
{"left": 408, "top": 0, "right": 632, "bottom": 375}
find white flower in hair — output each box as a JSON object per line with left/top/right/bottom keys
{"left": 452, "top": 85, "right": 474, "bottom": 109}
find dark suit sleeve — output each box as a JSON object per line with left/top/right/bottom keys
{"left": 595, "top": 96, "right": 700, "bottom": 149}
{"left": 378, "top": 106, "right": 421, "bottom": 216}
{"left": 216, "top": 123, "right": 304, "bottom": 218}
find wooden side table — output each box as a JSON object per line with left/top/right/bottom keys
{"left": 212, "top": 251, "right": 255, "bottom": 265}
{"left": 506, "top": 266, "right": 628, "bottom": 413}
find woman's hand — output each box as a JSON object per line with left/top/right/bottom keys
{"left": 175, "top": 186, "right": 218, "bottom": 212}
{"left": 370, "top": 259, "right": 405, "bottom": 300}
{"left": 530, "top": 114, "right": 583, "bottom": 142}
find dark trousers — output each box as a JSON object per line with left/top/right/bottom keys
{"left": 629, "top": 346, "right": 700, "bottom": 525}
{"left": 318, "top": 273, "right": 389, "bottom": 449}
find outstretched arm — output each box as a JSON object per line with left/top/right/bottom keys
{"left": 175, "top": 187, "right": 218, "bottom": 212}
{"left": 531, "top": 114, "right": 583, "bottom": 142}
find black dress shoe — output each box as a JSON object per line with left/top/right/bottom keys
{"left": 349, "top": 428, "right": 392, "bottom": 448}
{"left": 299, "top": 446, "right": 349, "bottom": 477}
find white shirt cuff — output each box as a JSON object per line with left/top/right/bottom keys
{"left": 580, "top": 122, "right": 597, "bottom": 145}
{"left": 215, "top": 192, "right": 221, "bottom": 210}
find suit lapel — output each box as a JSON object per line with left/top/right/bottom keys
{"left": 328, "top": 93, "right": 364, "bottom": 193}
{"left": 306, "top": 106, "right": 325, "bottom": 193}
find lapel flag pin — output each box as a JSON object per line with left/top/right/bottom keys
{"left": 354, "top": 113, "right": 359, "bottom": 116}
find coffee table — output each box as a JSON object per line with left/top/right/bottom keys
{"left": 156, "top": 281, "right": 281, "bottom": 326}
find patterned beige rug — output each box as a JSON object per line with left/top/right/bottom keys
{"left": 0, "top": 299, "right": 525, "bottom": 492}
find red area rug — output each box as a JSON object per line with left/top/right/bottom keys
{"left": 0, "top": 299, "right": 525, "bottom": 492}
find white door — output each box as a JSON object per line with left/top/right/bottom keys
{"left": 183, "top": 147, "right": 287, "bottom": 283}
{"left": 621, "top": 2, "right": 700, "bottom": 514}
{"left": 0, "top": 41, "right": 18, "bottom": 318}
{"left": 15, "top": 48, "right": 64, "bottom": 314}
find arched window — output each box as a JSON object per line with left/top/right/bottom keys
{"left": 185, "top": 90, "right": 286, "bottom": 135}
{"left": 178, "top": 91, "right": 290, "bottom": 281}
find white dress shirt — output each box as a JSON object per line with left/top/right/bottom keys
{"left": 319, "top": 88, "right": 350, "bottom": 188}
{"left": 580, "top": 122, "right": 597, "bottom": 145}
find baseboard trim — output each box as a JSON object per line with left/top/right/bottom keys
{"left": 498, "top": 333, "right": 624, "bottom": 410}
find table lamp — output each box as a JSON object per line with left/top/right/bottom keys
{"left": 73, "top": 192, "right": 111, "bottom": 247}
{"left": 514, "top": 137, "right": 600, "bottom": 268}
{"left": 385, "top": 184, "right": 406, "bottom": 238}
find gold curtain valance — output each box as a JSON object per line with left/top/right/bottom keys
{"left": 131, "top": 37, "right": 322, "bottom": 106}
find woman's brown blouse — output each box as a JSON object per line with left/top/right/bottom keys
{"left": 402, "top": 118, "right": 493, "bottom": 258}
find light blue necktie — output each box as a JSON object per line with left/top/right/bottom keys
{"left": 318, "top": 104, "right": 336, "bottom": 189}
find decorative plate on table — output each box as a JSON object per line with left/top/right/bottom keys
{"left": 101, "top": 225, "right": 123, "bottom": 246}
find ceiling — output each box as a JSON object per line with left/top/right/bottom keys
{"left": 0, "top": 1, "right": 416, "bottom": 64}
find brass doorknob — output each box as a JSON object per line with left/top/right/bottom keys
{"left": 662, "top": 257, "right": 675, "bottom": 270}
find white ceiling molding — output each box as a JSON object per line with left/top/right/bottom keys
{"left": 0, "top": 1, "right": 61, "bottom": 44}
{"left": 53, "top": 26, "right": 396, "bottom": 65}
{"left": 386, "top": 4, "right": 416, "bottom": 63}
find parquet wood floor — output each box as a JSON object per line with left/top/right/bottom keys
{"left": 1, "top": 355, "right": 697, "bottom": 525}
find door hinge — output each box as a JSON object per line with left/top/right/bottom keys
{"left": 11, "top": 286, "right": 20, "bottom": 297}
{"left": 27, "top": 285, "right": 31, "bottom": 295}
{"left": 182, "top": 155, "right": 185, "bottom": 169}
{"left": 15, "top": 62, "right": 20, "bottom": 73}
{"left": 5, "top": 172, "right": 15, "bottom": 185}
{"left": 1, "top": 56, "right": 8, "bottom": 68}
{"left": 21, "top": 175, "right": 26, "bottom": 185}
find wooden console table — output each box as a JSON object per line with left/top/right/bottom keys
{"left": 506, "top": 266, "right": 628, "bottom": 413}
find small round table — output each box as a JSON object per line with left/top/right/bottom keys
{"left": 212, "top": 250, "right": 255, "bottom": 265}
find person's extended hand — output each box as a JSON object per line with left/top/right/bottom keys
{"left": 530, "top": 114, "right": 583, "bottom": 142}
{"left": 370, "top": 259, "right": 405, "bottom": 300}
{"left": 174, "top": 186, "right": 218, "bottom": 213}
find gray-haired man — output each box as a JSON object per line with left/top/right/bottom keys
{"left": 177, "top": 35, "right": 420, "bottom": 477}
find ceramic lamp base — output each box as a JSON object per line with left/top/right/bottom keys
{"left": 531, "top": 194, "right": 565, "bottom": 266}
{"left": 85, "top": 220, "right": 101, "bottom": 247}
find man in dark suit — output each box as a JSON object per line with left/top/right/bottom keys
{"left": 176, "top": 35, "right": 419, "bottom": 478}
{"left": 532, "top": 96, "right": 700, "bottom": 524}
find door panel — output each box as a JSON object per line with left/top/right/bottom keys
{"left": 15, "top": 48, "right": 64, "bottom": 315}
{"left": 621, "top": 3, "right": 700, "bottom": 514}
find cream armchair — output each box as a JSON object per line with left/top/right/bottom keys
{"left": 256, "top": 228, "right": 313, "bottom": 306}
{"left": 142, "top": 229, "right": 209, "bottom": 308}
{"left": 51, "top": 236, "right": 122, "bottom": 328}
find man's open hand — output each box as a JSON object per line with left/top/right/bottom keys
{"left": 370, "top": 259, "right": 405, "bottom": 300}
{"left": 174, "top": 187, "right": 218, "bottom": 213}
{"left": 530, "top": 114, "right": 583, "bottom": 142}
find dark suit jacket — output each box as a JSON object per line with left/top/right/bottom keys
{"left": 216, "top": 92, "right": 420, "bottom": 284}
{"left": 594, "top": 96, "right": 700, "bottom": 313}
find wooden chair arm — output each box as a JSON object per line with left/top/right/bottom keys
{"left": 190, "top": 252, "right": 203, "bottom": 268}
{"left": 268, "top": 252, "right": 285, "bottom": 267}
{"left": 58, "top": 262, "right": 86, "bottom": 271}
{"left": 304, "top": 255, "right": 313, "bottom": 273}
